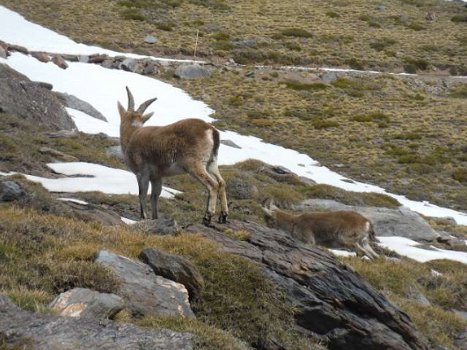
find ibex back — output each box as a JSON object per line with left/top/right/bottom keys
{"left": 262, "top": 199, "right": 379, "bottom": 259}
{"left": 118, "top": 87, "right": 228, "bottom": 226}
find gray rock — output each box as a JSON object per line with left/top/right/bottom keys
{"left": 320, "top": 72, "right": 338, "bottom": 83}
{"left": 39, "top": 147, "right": 79, "bottom": 162}
{"left": 95, "top": 250, "right": 194, "bottom": 318}
{"left": 0, "top": 64, "right": 76, "bottom": 130}
{"left": 0, "top": 180, "right": 24, "bottom": 202}
{"left": 106, "top": 145, "right": 124, "bottom": 159}
{"left": 60, "top": 200, "right": 125, "bottom": 226}
{"left": 8, "top": 44, "right": 28, "bottom": 54}
{"left": 174, "top": 64, "right": 212, "bottom": 79}
{"left": 226, "top": 178, "right": 259, "bottom": 200}
{"left": 186, "top": 220, "right": 427, "bottom": 350}
{"left": 143, "top": 61, "right": 156, "bottom": 75}
{"left": 0, "top": 46, "right": 8, "bottom": 59}
{"left": 55, "top": 92, "right": 108, "bottom": 122}
{"left": 144, "top": 35, "right": 158, "bottom": 44}
{"left": 0, "top": 295, "right": 193, "bottom": 350}
{"left": 139, "top": 248, "right": 205, "bottom": 300}
{"left": 52, "top": 55, "right": 68, "bottom": 69}
{"left": 297, "top": 199, "right": 439, "bottom": 241}
{"left": 220, "top": 139, "right": 242, "bottom": 149}
{"left": 78, "top": 55, "right": 89, "bottom": 63}
{"left": 49, "top": 288, "right": 124, "bottom": 320}
{"left": 120, "top": 58, "right": 138, "bottom": 72}
{"left": 130, "top": 217, "right": 181, "bottom": 235}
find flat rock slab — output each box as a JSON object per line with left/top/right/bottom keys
{"left": 95, "top": 250, "right": 194, "bottom": 318}
{"left": 0, "top": 295, "right": 192, "bottom": 350}
{"left": 49, "top": 287, "right": 124, "bottom": 320}
{"left": 298, "top": 199, "right": 439, "bottom": 241}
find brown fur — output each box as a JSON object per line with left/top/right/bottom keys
{"left": 118, "top": 87, "right": 228, "bottom": 225}
{"left": 262, "top": 199, "right": 379, "bottom": 259}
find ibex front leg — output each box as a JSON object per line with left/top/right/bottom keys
{"left": 150, "top": 176, "right": 162, "bottom": 220}
{"left": 207, "top": 161, "right": 228, "bottom": 224}
{"left": 137, "top": 171, "right": 150, "bottom": 219}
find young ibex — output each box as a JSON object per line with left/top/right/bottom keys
{"left": 118, "top": 87, "right": 228, "bottom": 226}
{"left": 262, "top": 199, "right": 379, "bottom": 259}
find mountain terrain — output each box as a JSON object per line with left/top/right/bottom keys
{"left": 0, "top": 1, "right": 466, "bottom": 350}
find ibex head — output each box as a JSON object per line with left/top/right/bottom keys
{"left": 117, "top": 86, "right": 157, "bottom": 127}
{"left": 261, "top": 198, "right": 279, "bottom": 227}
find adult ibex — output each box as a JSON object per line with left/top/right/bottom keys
{"left": 118, "top": 87, "right": 228, "bottom": 226}
{"left": 262, "top": 199, "right": 379, "bottom": 259}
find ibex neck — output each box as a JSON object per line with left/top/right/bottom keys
{"left": 275, "top": 210, "right": 297, "bottom": 232}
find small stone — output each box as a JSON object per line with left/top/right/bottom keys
{"left": 88, "top": 54, "right": 109, "bottom": 64}
{"left": 144, "top": 35, "right": 158, "bottom": 44}
{"left": 52, "top": 55, "right": 68, "bottom": 69}
{"left": 0, "top": 181, "right": 24, "bottom": 202}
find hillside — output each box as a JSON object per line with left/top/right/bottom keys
{"left": 0, "top": 2, "right": 466, "bottom": 350}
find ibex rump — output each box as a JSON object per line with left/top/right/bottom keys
{"left": 118, "top": 87, "right": 228, "bottom": 226}
{"left": 262, "top": 199, "right": 379, "bottom": 259}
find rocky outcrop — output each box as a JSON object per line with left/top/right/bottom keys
{"left": 139, "top": 248, "right": 205, "bottom": 300}
{"left": 186, "top": 220, "right": 427, "bottom": 350}
{"left": 297, "top": 199, "right": 439, "bottom": 241}
{"left": 55, "top": 92, "right": 108, "bottom": 122}
{"left": 0, "top": 295, "right": 193, "bottom": 350}
{"left": 0, "top": 64, "right": 75, "bottom": 130}
{"left": 49, "top": 288, "right": 124, "bottom": 320}
{"left": 95, "top": 250, "right": 195, "bottom": 318}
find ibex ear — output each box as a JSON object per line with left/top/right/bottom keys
{"left": 117, "top": 101, "right": 126, "bottom": 119}
{"left": 142, "top": 112, "right": 154, "bottom": 124}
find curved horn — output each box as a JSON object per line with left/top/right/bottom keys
{"left": 137, "top": 97, "right": 158, "bottom": 114}
{"left": 125, "top": 86, "right": 135, "bottom": 111}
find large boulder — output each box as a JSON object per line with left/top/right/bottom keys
{"left": 0, "top": 295, "right": 193, "bottom": 350}
{"left": 186, "top": 220, "right": 427, "bottom": 350}
{"left": 55, "top": 92, "right": 107, "bottom": 122}
{"left": 174, "top": 64, "right": 212, "bottom": 79}
{"left": 95, "top": 250, "right": 195, "bottom": 318}
{"left": 298, "top": 199, "right": 439, "bottom": 241}
{"left": 139, "top": 248, "right": 205, "bottom": 300}
{"left": 0, "top": 64, "right": 75, "bottom": 130}
{"left": 49, "top": 288, "right": 124, "bottom": 320}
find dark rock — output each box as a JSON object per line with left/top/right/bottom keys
{"left": 8, "top": 44, "right": 28, "bottom": 54}
{"left": 174, "top": 64, "right": 212, "bottom": 79}
{"left": 144, "top": 35, "right": 158, "bottom": 44}
{"left": 61, "top": 54, "right": 79, "bottom": 62}
{"left": 95, "top": 250, "right": 195, "bottom": 318}
{"left": 55, "top": 92, "right": 108, "bottom": 121}
{"left": 139, "top": 248, "right": 205, "bottom": 300}
{"left": 36, "top": 81, "right": 53, "bottom": 90}
{"left": 0, "top": 64, "right": 76, "bottom": 130}
{"left": 130, "top": 217, "right": 181, "bottom": 235}
{"left": 49, "top": 288, "right": 125, "bottom": 320}
{"left": 220, "top": 139, "right": 242, "bottom": 149}
{"left": 185, "top": 220, "right": 427, "bottom": 350}
{"left": 31, "top": 51, "right": 50, "bottom": 63}
{"left": 51, "top": 55, "right": 68, "bottom": 69}
{"left": 298, "top": 199, "right": 439, "bottom": 242}
{"left": 0, "top": 180, "right": 24, "bottom": 202}
{"left": 59, "top": 199, "right": 125, "bottom": 226}
{"left": 0, "top": 294, "right": 193, "bottom": 349}
{"left": 227, "top": 177, "right": 259, "bottom": 200}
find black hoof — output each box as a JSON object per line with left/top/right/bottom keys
{"left": 218, "top": 211, "right": 228, "bottom": 224}
{"left": 202, "top": 213, "right": 212, "bottom": 227}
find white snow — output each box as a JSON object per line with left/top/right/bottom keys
{"left": 378, "top": 236, "right": 467, "bottom": 264}
{"left": 121, "top": 217, "right": 137, "bottom": 225}
{"left": 1, "top": 5, "right": 466, "bottom": 263}
{"left": 58, "top": 197, "right": 88, "bottom": 205}
{"left": 328, "top": 249, "right": 357, "bottom": 257}
{"left": 0, "top": 163, "right": 180, "bottom": 198}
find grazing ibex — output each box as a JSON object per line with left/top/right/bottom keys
{"left": 118, "top": 87, "right": 228, "bottom": 226}
{"left": 262, "top": 199, "right": 379, "bottom": 259}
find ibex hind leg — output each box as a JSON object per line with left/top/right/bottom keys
{"left": 188, "top": 164, "right": 219, "bottom": 226}
{"left": 207, "top": 159, "right": 228, "bottom": 224}
{"left": 150, "top": 177, "right": 162, "bottom": 220}
{"left": 137, "top": 171, "right": 150, "bottom": 219}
